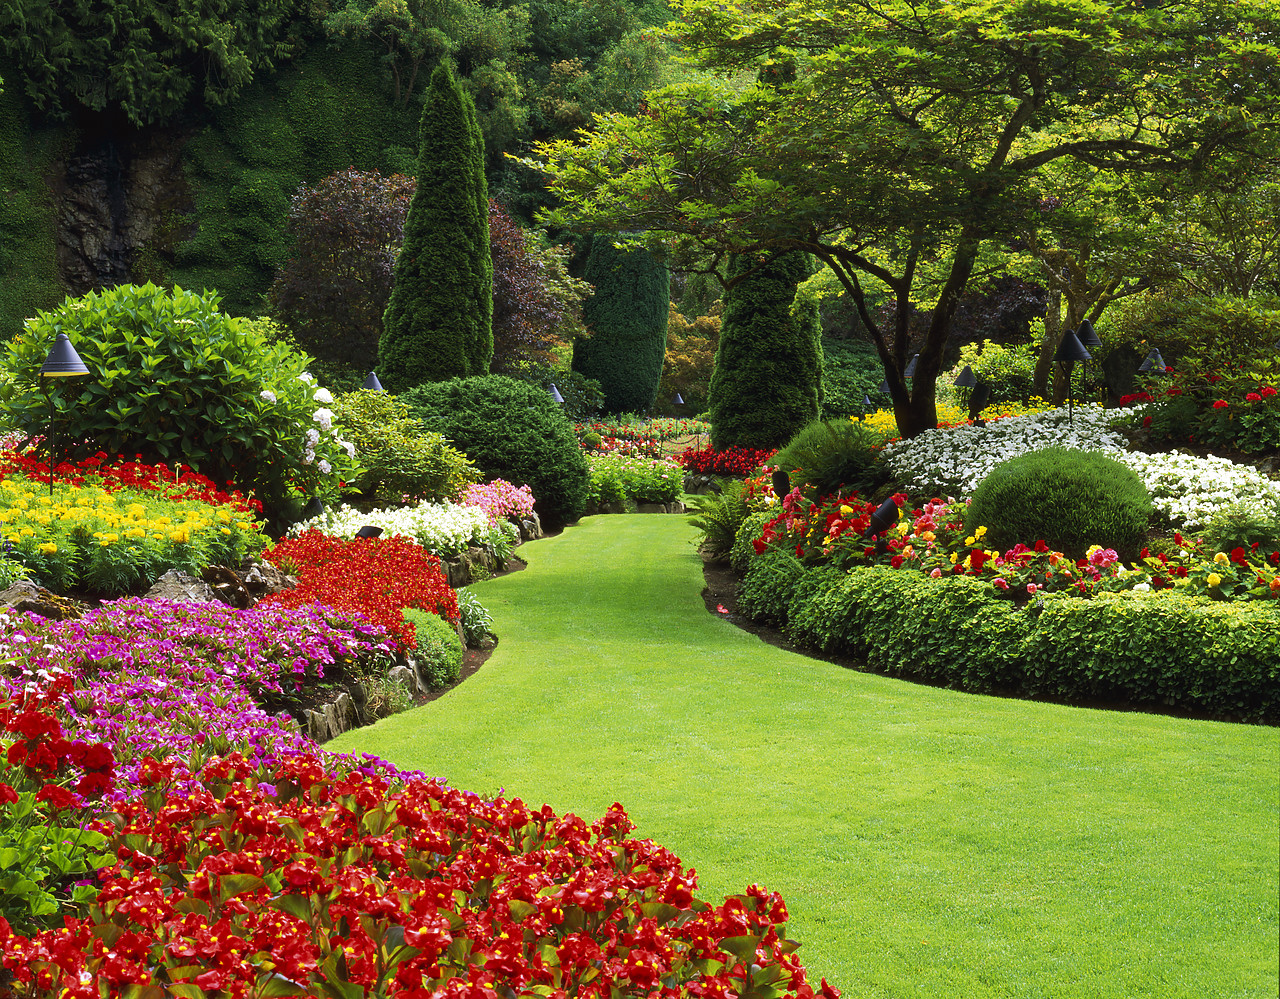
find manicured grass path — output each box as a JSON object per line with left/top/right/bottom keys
{"left": 332, "top": 515, "right": 1280, "bottom": 998}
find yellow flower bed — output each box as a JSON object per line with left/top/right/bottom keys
{"left": 854, "top": 397, "right": 1057, "bottom": 440}
{"left": 0, "top": 477, "right": 268, "bottom": 595}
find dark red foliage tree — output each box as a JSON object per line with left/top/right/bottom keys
{"left": 488, "top": 200, "right": 567, "bottom": 373}
{"left": 269, "top": 169, "right": 417, "bottom": 367}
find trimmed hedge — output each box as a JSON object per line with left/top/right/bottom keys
{"left": 753, "top": 564, "right": 1279, "bottom": 722}
{"left": 405, "top": 608, "right": 463, "bottom": 691}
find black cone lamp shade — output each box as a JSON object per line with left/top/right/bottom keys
{"left": 862, "top": 392, "right": 873, "bottom": 409}
{"left": 362, "top": 371, "right": 385, "bottom": 391}
{"left": 862, "top": 496, "right": 900, "bottom": 540}
{"left": 904, "top": 353, "right": 920, "bottom": 377}
{"left": 1055, "top": 331, "right": 1092, "bottom": 363}
{"left": 354, "top": 525, "right": 383, "bottom": 539}
{"left": 878, "top": 379, "right": 891, "bottom": 394}
{"left": 953, "top": 365, "right": 977, "bottom": 388}
{"left": 674, "top": 392, "right": 684, "bottom": 406}
{"left": 1137, "top": 348, "right": 1166, "bottom": 373}
{"left": 549, "top": 383, "right": 565, "bottom": 404}
{"left": 40, "top": 334, "right": 89, "bottom": 377}
{"left": 1076, "top": 319, "right": 1102, "bottom": 349}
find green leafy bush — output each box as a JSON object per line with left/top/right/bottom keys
{"left": 587, "top": 454, "right": 683, "bottom": 506}
{"left": 736, "top": 547, "right": 806, "bottom": 628}
{"left": 950, "top": 339, "right": 1038, "bottom": 405}
{"left": 686, "top": 480, "right": 750, "bottom": 559}
{"left": 1196, "top": 498, "right": 1280, "bottom": 556}
{"left": 332, "top": 390, "right": 479, "bottom": 503}
{"left": 965, "top": 447, "right": 1152, "bottom": 560}
{"left": 771, "top": 419, "right": 886, "bottom": 499}
{"left": 0, "top": 286, "right": 361, "bottom": 523}
{"left": 455, "top": 587, "right": 496, "bottom": 647}
{"left": 820, "top": 338, "right": 883, "bottom": 419}
{"left": 729, "top": 510, "right": 773, "bottom": 573}
{"left": 405, "top": 608, "right": 464, "bottom": 690}
{"left": 400, "top": 375, "right": 589, "bottom": 529}
{"left": 780, "top": 565, "right": 1280, "bottom": 721}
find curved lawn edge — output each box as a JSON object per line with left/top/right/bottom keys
{"left": 332, "top": 515, "right": 1280, "bottom": 999}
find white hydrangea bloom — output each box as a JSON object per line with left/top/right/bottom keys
{"left": 306, "top": 428, "right": 321, "bottom": 446}
{"left": 259, "top": 389, "right": 277, "bottom": 404}
{"left": 312, "top": 408, "right": 334, "bottom": 432}
{"left": 298, "top": 372, "right": 315, "bottom": 384}
{"left": 340, "top": 439, "right": 356, "bottom": 458}
{"left": 313, "top": 387, "right": 334, "bottom": 404}
{"left": 318, "top": 459, "right": 332, "bottom": 475}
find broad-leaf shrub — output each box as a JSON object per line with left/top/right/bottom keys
{"left": 295, "top": 501, "right": 517, "bottom": 563}
{"left": 0, "top": 475, "right": 268, "bottom": 595}
{"left": 965, "top": 448, "right": 1153, "bottom": 560}
{"left": 402, "top": 375, "right": 590, "bottom": 529}
{"left": 0, "top": 749, "right": 838, "bottom": 999}
{"left": 0, "top": 286, "right": 361, "bottom": 518}
{"left": 332, "top": 390, "right": 480, "bottom": 503}
{"left": 778, "top": 565, "right": 1279, "bottom": 721}
{"left": 0, "top": 600, "right": 394, "bottom": 798}
{"left": 737, "top": 548, "right": 806, "bottom": 628}
{"left": 587, "top": 454, "right": 684, "bottom": 506}
{"left": 261, "top": 531, "right": 459, "bottom": 651}
{"left": 950, "top": 339, "right": 1038, "bottom": 404}
{"left": 405, "top": 607, "right": 464, "bottom": 689}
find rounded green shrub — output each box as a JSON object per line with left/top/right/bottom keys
{"left": 736, "top": 547, "right": 806, "bottom": 627}
{"left": 772, "top": 418, "right": 886, "bottom": 500}
{"left": 400, "top": 375, "right": 589, "bottom": 528}
{"left": 729, "top": 510, "right": 773, "bottom": 573}
{"left": 332, "top": 389, "right": 479, "bottom": 503}
{"left": 0, "top": 286, "right": 361, "bottom": 522}
{"left": 405, "top": 608, "right": 463, "bottom": 690}
{"left": 965, "top": 446, "right": 1153, "bottom": 559}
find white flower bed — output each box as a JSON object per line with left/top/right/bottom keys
{"left": 292, "top": 501, "right": 516, "bottom": 559}
{"left": 882, "top": 405, "right": 1280, "bottom": 528}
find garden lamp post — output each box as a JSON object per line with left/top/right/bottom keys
{"left": 1138, "top": 348, "right": 1166, "bottom": 375}
{"left": 1055, "top": 330, "right": 1092, "bottom": 424}
{"left": 904, "top": 353, "right": 920, "bottom": 378}
{"left": 362, "top": 371, "right": 385, "bottom": 391}
{"left": 861, "top": 392, "right": 872, "bottom": 419}
{"left": 862, "top": 496, "right": 901, "bottom": 553}
{"left": 39, "top": 333, "right": 90, "bottom": 497}
{"left": 549, "top": 383, "right": 565, "bottom": 404}
{"left": 1075, "top": 320, "right": 1103, "bottom": 400}
{"left": 673, "top": 392, "right": 684, "bottom": 407}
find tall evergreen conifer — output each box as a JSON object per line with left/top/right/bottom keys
{"left": 380, "top": 62, "right": 492, "bottom": 392}
{"left": 708, "top": 251, "right": 822, "bottom": 450}
{"left": 572, "top": 236, "right": 669, "bottom": 414}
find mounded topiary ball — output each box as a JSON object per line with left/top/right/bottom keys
{"left": 964, "top": 446, "right": 1153, "bottom": 560}
{"left": 400, "top": 375, "right": 589, "bottom": 529}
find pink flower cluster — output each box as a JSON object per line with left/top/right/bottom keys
{"left": 460, "top": 478, "right": 536, "bottom": 525}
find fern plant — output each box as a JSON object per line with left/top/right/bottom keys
{"left": 687, "top": 480, "right": 750, "bottom": 559}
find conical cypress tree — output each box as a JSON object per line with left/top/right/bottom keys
{"left": 708, "top": 251, "right": 823, "bottom": 450}
{"left": 571, "top": 236, "right": 669, "bottom": 414}
{"left": 380, "top": 62, "right": 492, "bottom": 392}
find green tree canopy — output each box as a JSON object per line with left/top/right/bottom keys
{"left": 530, "top": 0, "right": 1280, "bottom": 437}
{"left": 0, "top": 0, "right": 298, "bottom": 126}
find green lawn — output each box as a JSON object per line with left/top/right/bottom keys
{"left": 331, "top": 515, "right": 1280, "bottom": 999}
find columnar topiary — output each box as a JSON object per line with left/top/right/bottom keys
{"left": 380, "top": 62, "right": 492, "bottom": 392}
{"left": 708, "top": 251, "right": 823, "bottom": 450}
{"left": 571, "top": 236, "right": 669, "bottom": 414}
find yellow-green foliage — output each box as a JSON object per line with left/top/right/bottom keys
{"left": 658, "top": 304, "right": 719, "bottom": 414}
{"left": 0, "top": 477, "right": 268, "bottom": 595}
{"left": 332, "top": 390, "right": 480, "bottom": 503}
{"left": 950, "top": 339, "right": 1038, "bottom": 404}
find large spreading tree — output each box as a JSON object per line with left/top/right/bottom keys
{"left": 530, "top": 0, "right": 1280, "bottom": 438}
{"left": 381, "top": 61, "right": 493, "bottom": 392}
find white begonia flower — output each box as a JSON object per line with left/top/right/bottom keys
{"left": 312, "top": 407, "right": 334, "bottom": 432}
{"left": 259, "top": 389, "right": 277, "bottom": 404}
{"left": 318, "top": 459, "right": 332, "bottom": 474}
{"left": 313, "top": 387, "right": 334, "bottom": 404}
{"left": 301, "top": 449, "right": 315, "bottom": 466}
{"left": 298, "top": 372, "right": 315, "bottom": 384}
{"left": 289, "top": 500, "right": 494, "bottom": 559}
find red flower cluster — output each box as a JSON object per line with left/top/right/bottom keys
{"left": 676, "top": 445, "right": 778, "bottom": 477}
{"left": 260, "top": 530, "right": 459, "bottom": 651}
{"left": 0, "top": 675, "right": 116, "bottom": 804}
{"left": 0, "top": 750, "right": 839, "bottom": 999}
{"left": 0, "top": 450, "right": 262, "bottom": 514}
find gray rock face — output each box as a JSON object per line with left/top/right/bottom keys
{"left": 388, "top": 664, "right": 421, "bottom": 697}
{"left": 516, "top": 511, "right": 543, "bottom": 541}
{"left": 0, "top": 580, "right": 86, "bottom": 620}
{"left": 143, "top": 569, "right": 218, "bottom": 604}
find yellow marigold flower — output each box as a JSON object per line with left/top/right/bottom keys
{"left": 1207, "top": 572, "right": 1222, "bottom": 588}
{"left": 37, "top": 542, "right": 56, "bottom": 554}
{"left": 125, "top": 527, "right": 146, "bottom": 538}
{"left": 220, "top": 527, "right": 232, "bottom": 535}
